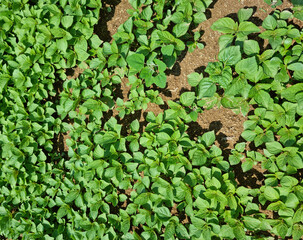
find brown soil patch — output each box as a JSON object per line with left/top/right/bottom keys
{"left": 95, "top": 0, "right": 132, "bottom": 42}
{"left": 66, "top": 66, "right": 84, "bottom": 79}
{"left": 197, "top": 106, "right": 246, "bottom": 148}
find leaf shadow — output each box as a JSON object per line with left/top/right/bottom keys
{"left": 95, "top": 0, "right": 122, "bottom": 42}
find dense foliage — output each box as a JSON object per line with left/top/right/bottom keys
{"left": 0, "top": 0, "right": 303, "bottom": 239}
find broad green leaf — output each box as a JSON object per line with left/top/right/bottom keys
{"left": 275, "top": 222, "right": 288, "bottom": 238}
{"left": 192, "top": 149, "right": 207, "bottom": 166}
{"left": 243, "top": 40, "right": 260, "bottom": 55}
{"left": 198, "top": 80, "right": 216, "bottom": 98}
{"left": 285, "top": 193, "right": 299, "bottom": 209}
{"left": 82, "top": 89, "right": 95, "bottom": 99}
{"left": 293, "top": 224, "right": 303, "bottom": 240}
{"left": 74, "top": 37, "right": 89, "bottom": 61}
{"left": 57, "top": 205, "right": 69, "bottom": 219}
{"left": 173, "top": 22, "right": 190, "bottom": 37}
{"left": 211, "top": 17, "right": 237, "bottom": 34}
{"left": 238, "top": 8, "right": 253, "bottom": 22}
{"left": 164, "top": 221, "right": 175, "bottom": 240}
{"left": 218, "top": 34, "right": 234, "bottom": 51}
{"left": 281, "top": 83, "right": 303, "bottom": 102}
{"left": 242, "top": 159, "right": 254, "bottom": 172}
{"left": 180, "top": 92, "right": 195, "bottom": 106}
{"left": 94, "top": 132, "right": 118, "bottom": 145}
{"left": 153, "top": 72, "right": 166, "bottom": 88}
{"left": 161, "top": 44, "right": 174, "bottom": 56}
{"left": 243, "top": 216, "right": 261, "bottom": 230}
{"left": 56, "top": 38, "right": 68, "bottom": 53}
{"left": 127, "top": 53, "right": 145, "bottom": 71}
{"left": 235, "top": 56, "right": 261, "bottom": 82}
{"left": 264, "top": 187, "right": 280, "bottom": 201}
{"left": 158, "top": 31, "right": 176, "bottom": 44}
{"left": 201, "top": 131, "right": 216, "bottom": 147}
{"left": 218, "top": 46, "right": 241, "bottom": 66}
{"left": 154, "top": 207, "right": 171, "bottom": 219}
{"left": 134, "top": 193, "right": 149, "bottom": 205}
{"left": 187, "top": 72, "right": 202, "bottom": 87}
{"left": 266, "top": 141, "right": 283, "bottom": 155}
{"left": 262, "top": 15, "right": 277, "bottom": 30}
{"left": 65, "top": 190, "right": 80, "bottom": 203}
{"left": 90, "top": 34, "right": 103, "bottom": 49}
{"left": 157, "top": 132, "right": 171, "bottom": 145}
{"left": 130, "top": 120, "right": 140, "bottom": 132}
{"left": 233, "top": 225, "right": 246, "bottom": 240}
{"left": 61, "top": 16, "right": 74, "bottom": 29}
{"left": 176, "top": 224, "right": 190, "bottom": 239}
{"left": 142, "top": 5, "right": 153, "bottom": 20}
{"left": 194, "top": 12, "right": 207, "bottom": 24}
{"left": 237, "top": 22, "right": 260, "bottom": 37}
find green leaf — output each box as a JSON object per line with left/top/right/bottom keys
{"left": 127, "top": 53, "right": 145, "bottom": 71}
{"left": 142, "top": 5, "right": 153, "bottom": 20}
{"left": 237, "top": 22, "right": 260, "bottom": 37}
{"left": 153, "top": 72, "right": 166, "bottom": 88}
{"left": 218, "top": 34, "right": 234, "bottom": 50}
{"left": 194, "top": 12, "right": 207, "bottom": 24}
{"left": 238, "top": 8, "right": 253, "bottom": 22}
{"left": 134, "top": 193, "right": 149, "bottom": 205}
{"left": 262, "top": 15, "right": 277, "bottom": 30}
{"left": 189, "top": 111, "right": 198, "bottom": 122}
{"left": 243, "top": 216, "right": 261, "bottom": 230}
{"left": 198, "top": 80, "right": 216, "bottom": 98}
{"left": 157, "top": 132, "right": 171, "bottom": 145}
{"left": 173, "top": 22, "right": 190, "bottom": 37}
{"left": 74, "top": 37, "right": 89, "bottom": 61}
{"left": 176, "top": 224, "right": 190, "bottom": 239}
{"left": 90, "top": 34, "right": 103, "bottom": 49}
{"left": 293, "top": 224, "right": 303, "bottom": 240}
{"left": 235, "top": 57, "right": 260, "bottom": 82}
{"left": 65, "top": 190, "right": 80, "bottom": 203}
{"left": 276, "top": 222, "right": 288, "bottom": 238}
{"left": 154, "top": 207, "right": 171, "bottom": 220}
{"left": 211, "top": 17, "right": 237, "bottom": 34}
{"left": 264, "top": 187, "right": 280, "bottom": 201}
{"left": 254, "top": 90, "right": 271, "bottom": 108}
{"left": 187, "top": 72, "right": 203, "bottom": 87}
{"left": 202, "top": 131, "right": 216, "bottom": 147}
{"left": 233, "top": 225, "right": 246, "bottom": 240}
{"left": 57, "top": 205, "right": 69, "bottom": 219}
{"left": 243, "top": 40, "right": 260, "bottom": 55}
{"left": 56, "top": 38, "right": 68, "bottom": 53}
{"left": 282, "top": 83, "right": 303, "bottom": 102}
{"left": 285, "top": 193, "right": 299, "bottom": 209}
{"left": 82, "top": 89, "right": 95, "bottom": 99}
{"left": 180, "top": 92, "right": 195, "bottom": 106}
{"left": 218, "top": 46, "right": 242, "bottom": 66}
{"left": 154, "top": 59, "right": 166, "bottom": 72}
{"left": 266, "top": 141, "right": 283, "bottom": 155}
{"left": 192, "top": 149, "right": 207, "bottom": 166}
{"left": 158, "top": 31, "right": 176, "bottom": 44}
{"left": 164, "top": 221, "right": 175, "bottom": 240}
{"left": 130, "top": 120, "right": 140, "bottom": 132}
{"left": 61, "top": 16, "right": 74, "bottom": 29}
{"left": 242, "top": 159, "right": 254, "bottom": 172}
{"left": 94, "top": 132, "right": 118, "bottom": 145}
{"left": 161, "top": 44, "right": 174, "bottom": 56}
